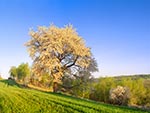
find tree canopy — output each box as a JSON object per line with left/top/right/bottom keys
{"left": 9, "top": 63, "right": 30, "bottom": 83}
{"left": 9, "top": 66, "right": 18, "bottom": 79}
{"left": 25, "top": 24, "right": 94, "bottom": 92}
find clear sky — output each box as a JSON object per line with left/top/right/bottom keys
{"left": 0, "top": 0, "right": 150, "bottom": 78}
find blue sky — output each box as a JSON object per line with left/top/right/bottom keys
{"left": 0, "top": 0, "right": 150, "bottom": 78}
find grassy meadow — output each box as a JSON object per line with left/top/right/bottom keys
{"left": 0, "top": 79, "right": 149, "bottom": 113}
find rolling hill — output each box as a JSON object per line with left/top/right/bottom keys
{"left": 0, "top": 79, "right": 149, "bottom": 113}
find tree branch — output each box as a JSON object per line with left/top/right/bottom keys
{"left": 65, "top": 56, "right": 79, "bottom": 69}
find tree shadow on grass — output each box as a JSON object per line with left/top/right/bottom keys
{"left": 0, "top": 78, "right": 21, "bottom": 87}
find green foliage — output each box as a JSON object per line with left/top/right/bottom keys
{"left": 9, "top": 63, "right": 30, "bottom": 84}
{"left": 29, "top": 72, "right": 53, "bottom": 89}
{"left": 92, "top": 76, "right": 150, "bottom": 109}
{"left": 143, "top": 79, "right": 150, "bottom": 106}
{"left": 114, "top": 75, "right": 150, "bottom": 80}
{"left": 17, "top": 63, "right": 30, "bottom": 81}
{"left": 0, "top": 79, "right": 21, "bottom": 87}
{"left": 61, "top": 73, "right": 92, "bottom": 98}
{"left": 0, "top": 80, "right": 147, "bottom": 113}
{"left": 60, "top": 58, "right": 98, "bottom": 98}
{"left": 0, "top": 75, "right": 2, "bottom": 80}
{"left": 121, "top": 78, "right": 146, "bottom": 105}
{"left": 90, "top": 77, "right": 116, "bottom": 103}
{"left": 9, "top": 66, "right": 18, "bottom": 79}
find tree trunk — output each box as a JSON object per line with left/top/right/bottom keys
{"left": 53, "top": 82, "right": 58, "bottom": 92}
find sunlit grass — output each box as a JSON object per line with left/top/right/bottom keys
{"left": 0, "top": 80, "right": 149, "bottom": 113}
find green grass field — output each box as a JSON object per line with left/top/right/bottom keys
{"left": 0, "top": 79, "right": 149, "bottom": 113}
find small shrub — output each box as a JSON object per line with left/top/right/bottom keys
{"left": 109, "top": 86, "right": 130, "bottom": 105}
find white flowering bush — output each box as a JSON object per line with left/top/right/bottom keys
{"left": 109, "top": 86, "right": 130, "bottom": 105}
